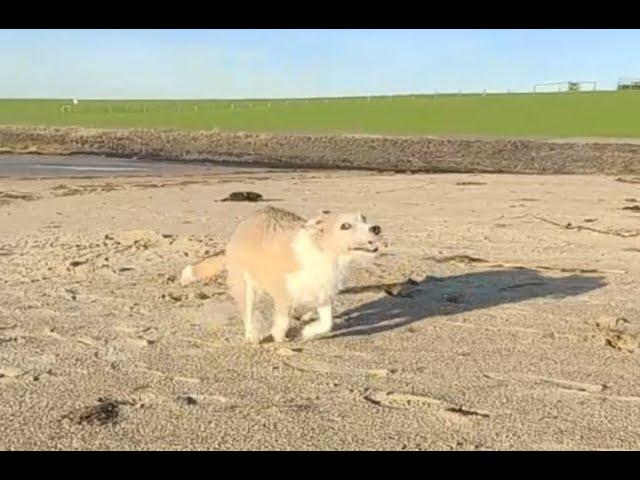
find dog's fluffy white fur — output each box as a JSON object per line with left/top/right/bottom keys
{"left": 180, "top": 206, "right": 385, "bottom": 343}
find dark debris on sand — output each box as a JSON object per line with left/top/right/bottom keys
{"left": 220, "top": 191, "right": 263, "bottom": 202}
{"left": 63, "top": 397, "right": 132, "bottom": 426}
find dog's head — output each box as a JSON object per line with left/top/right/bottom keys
{"left": 304, "top": 210, "right": 386, "bottom": 261}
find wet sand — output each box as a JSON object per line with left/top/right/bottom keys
{"left": 0, "top": 153, "right": 277, "bottom": 178}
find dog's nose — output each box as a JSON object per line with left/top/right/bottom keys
{"left": 369, "top": 225, "right": 381, "bottom": 236}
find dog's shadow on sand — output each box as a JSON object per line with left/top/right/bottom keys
{"left": 327, "top": 268, "right": 606, "bottom": 338}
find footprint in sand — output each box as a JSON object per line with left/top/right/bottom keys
{"left": 123, "top": 337, "right": 153, "bottom": 349}
{"left": 173, "top": 376, "right": 201, "bottom": 384}
{"left": 362, "top": 390, "right": 490, "bottom": 424}
{"left": 132, "top": 364, "right": 201, "bottom": 385}
{"left": 98, "top": 335, "right": 154, "bottom": 363}
{"left": 176, "top": 393, "right": 231, "bottom": 407}
{"left": 0, "top": 366, "right": 25, "bottom": 380}
{"left": 484, "top": 371, "right": 606, "bottom": 393}
{"left": 115, "top": 325, "right": 162, "bottom": 345}
{"left": 363, "top": 390, "right": 444, "bottom": 408}
{"left": 596, "top": 317, "right": 639, "bottom": 353}
{"left": 486, "top": 371, "right": 640, "bottom": 402}
{"left": 161, "top": 292, "right": 187, "bottom": 303}
{"left": 530, "top": 375, "right": 607, "bottom": 394}
{"left": 278, "top": 348, "right": 396, "bottom": 378}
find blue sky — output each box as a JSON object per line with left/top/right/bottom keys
{"left": 1, "top": 29, "right": 639, "bottom": 99}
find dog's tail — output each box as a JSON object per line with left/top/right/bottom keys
{"left": 180, "top": 252, "right": 226, "bottom": 286}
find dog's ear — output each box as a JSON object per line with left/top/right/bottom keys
{"left": 305, "top": 215, "right": 323, "bottom": 228}
{"left": 304, "top": 210, "right": 331, "bottom": 230}
{"left": 304, "top": 212, "right": 326, "bottom": 233}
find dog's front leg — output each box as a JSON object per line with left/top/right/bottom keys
{"left": 302, "top": 304, "right": 332, "bottom": 340}
{"left": 271, "top": 300, "right": 291, "bottom": 343}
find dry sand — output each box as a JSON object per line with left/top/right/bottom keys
{"left": 2, "top": 164, "right": 640, "bottom": 450}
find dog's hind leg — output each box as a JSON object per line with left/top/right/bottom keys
{"left": 229, "top": 268, "right": 260, "bottom": 344}
{"left": 241, "top": 273, "right": 260, "bottom": 344}
{"left": 271, "top": 298, "right": 291, "bottom": 343}
{"left": 302, "top": 304, "right": 333, "bottom": 340}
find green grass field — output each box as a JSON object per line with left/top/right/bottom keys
{"left": 1, "top": 91, "right": 639, "bottom": 138}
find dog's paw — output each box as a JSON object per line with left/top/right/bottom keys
{"left": 244, "top": 330, "right": 263, "bottom": 345}
{"left": 301, "top": 324, "right": 330, "bottom": 341}
{"left": 271, "top": 329, "right": 291, "bottom": 343}
{"left": 180, "top": 265, "right": 196, "bottom": 286}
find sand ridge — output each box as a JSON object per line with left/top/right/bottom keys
{"left": 3, "top": 125, "right": 640, "bottom": 175}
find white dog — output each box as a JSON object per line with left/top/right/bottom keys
{"left": 181, "top": 207, "right": 385, "bottom": 343}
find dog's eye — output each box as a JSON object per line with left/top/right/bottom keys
{"left": 340, "top": 223, "right": 352, "bottom": 230}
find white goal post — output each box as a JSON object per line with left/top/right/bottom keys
{"left": 533, "top": 81, "right": 596, "bottom": 93}
{"left": 618, "top": 77, "right": 640, "bottom": 90}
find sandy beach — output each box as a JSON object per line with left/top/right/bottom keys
{"left": 2, "top": 157, "right": 640, "bottom": 450}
